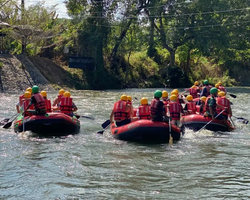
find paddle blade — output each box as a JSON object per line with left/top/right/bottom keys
{"left": 3, "top": 121, "right": 12, "bottom": 129}
{"left": 101, "top": 120, "right": 111, "bottom": 129}
{"left": 97, "top": 130, "right": 104, "bottom": 134}
{"left": 229, "top": 93, "right": 237, "bottom": 98}
{"left": 82, "top": 116, "right": 95, "bottom": 120}
{"left": 169, "top": 135, "right": 173, "bottom": 145}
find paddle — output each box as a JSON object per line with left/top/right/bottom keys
{"left": 97, "top": 120, "right": 111, "bottom": 134}
{"left": 197, "top": 109, "right": 225, "bottom": 133}
{"left": 3, "top": 114, "right": 19, "bottom": 129}
{"left": 1, "top": 113, "right": 18, "bottom": 126}
{"left": 74, "top": 114, "right": 95, "bottom": 120}
{"left": 169, "top": 117, "right": 173, "bottom": 145}
{"left": 228, "top": 93, "right": 237, "bottom": 98}
{"left": 232, "top": 116, "right": 249, "bottom": 124}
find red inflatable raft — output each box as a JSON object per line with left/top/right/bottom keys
{"left": 180, "top": 114, "right": 234, "bottom": 132}
{"left": 14, "top": 112, "right": 80, "bottom": 137}
{"left": 110, "top": 119, "right": 181, "bottom": 143}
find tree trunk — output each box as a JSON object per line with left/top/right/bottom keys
{"left": 169, "top": 48, "right": 176, "bottom": 66}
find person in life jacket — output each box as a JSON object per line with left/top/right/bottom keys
{"left": 204, "top": 87, "right": 233, "bottom": 130}
{"left": 40, "top": 91, "right": 52, "bottom": 112}
{"left": 24, "top": 85, "right": 46, "bottom": 116}
{"left": 162, "top": 90, "right": 169, "bottom": 114}
{"left": 127, "top": 95, "right": 135, "bottom": 117}
{"left": 59, "top": 91, "right": 77, "bottom": 116}
{"left": 200, "top": 80, "right": 212, "bottom": 97}
{"left": 136, "top": 97, "right": 151, "bottom": 120}
{"left": 110, "top": 95, "right": 132, "bottom": 127}
{"left": 216, "top": 91, "right": 232, "bottom": 120}
{"left": 150, "top": 90, "right": 165, "bottom": 121}
{"left": 171, "top": 90, "right": 184, "bottom": 113}
{"left": 52, "top": 89, "right": 65, "bottom": 107}
{"left": 186, "top": 85, "right": 199, "bottom": 99}
{"left": 217, "top": 82, "right": 227, "bottom": 93}
{"left": 16, "top": 87, "right": 32, "bottom": 113}
{"left": 21, "top": 91, "right": 34, "bottom": 116}
{"left": 167, "top": 95, "right": 181, "bottom": 126}
{"left": 194, "top": 81, "right": 201, "bottom": 93}
{"left": 198, "top": 96, "right": 206, "bottom": 114}
{"left": 183, "top": 95, "right": 196, "bottom": 115}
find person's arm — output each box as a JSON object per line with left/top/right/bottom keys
{"left": 136, "top": 109, "right": 139, "bottom": 117}
{"left": 16, "top": 102, "right": 20, "bottom": 113}
{"left": 72, "top": 103, "right": 78, "bottom": 112}
{"left": 130, "top": 104, "right": 134, "bottom": 117}
{"left": 52, "top": 98, "right": 58, "bottom": 107}
{"left": 110, "top": 110, "right": 114, "bottom": 123}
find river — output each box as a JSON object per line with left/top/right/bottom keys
{"left": 0, "top": 88, "right": 250, "bottom": 199}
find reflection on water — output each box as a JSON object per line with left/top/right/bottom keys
{"left": 0, "top": 88, "right": 250, "bottom": 199}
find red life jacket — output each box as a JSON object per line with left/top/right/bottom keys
{"left": 218, "top": 86, "right": 226, "bottom": 92}
{"left": 127, "top": 101, "right": 132, "bottom": 105}
{"left": 19, "top": 95, "right": 25, "bottom": 106}
{"left": 44, "top": 98, "right": 52, "bottom": 112}
{"left": 113, "top": 100, "right": 129, "bottom": 121}
{"left": 33, "top": 93, "right": 46, "bottom": 111}
{"left": 150, "top": 99, "right": 159, "bottom": 115}
{"left": 138, "top": 105, "right": 151, "bottom": 119}
{"left": 216, "top": 97, "right": 230, "bottom": 116}
{"left": 22, "top": 99, "right": 31, "bottom": 111}
{"left": 60, "top": 97, "right": 73, "bottom": 114}
{"left": 163, "top": 99, "right": 169, "bottom": 105}
{"left": 189, "top": 88, "right": 198, "bottom": 98}
{"left": 169, "top": 102, "right": 181, "bottom": 120}
{"left": 187, "top": 101, "right": 196, "bottom": 114}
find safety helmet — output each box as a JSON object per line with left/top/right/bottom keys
{"left": 218, "top": 82, "right": 222, "bottom": 86}
{"left": 194, "top": 81, "right": 199, "bottom": 86}
{"left": 218, "top": 91, "right": 226, "bottom": 97}
{"left": 204, "top": 80, "right": 209, "bottom": 85}
{"left": 170, "top": 95, "right": 177, "bottom": 101}
{"left": 186, "top": 95, "right": 193, "bottom": 101}
{"left": 26, "top": 87, "right": 32, "bottom": 94}
{"left": 120, "top": 95, "right": 127, "bottom": 101}
{"left": 215, "top": 84, "right": 219, "bottom": 88}
{"left": 171, "top": 91, "right": 178, "bottom": 96}
{"left": 127, "top": 96, "right": 132, "bottom": 102}
{"left": 191, "top": 85, "right": 196, "bottom": 89}
{"left": 200, "top": 96, "right": 206, "bottom": 102}
{"left": 162, "top": 91, "right": 168, "bottom": 98}
{"left": 24, "top": 91, "right": 31, "bottom": 98}
{"left": 210, "top": 87, "right": 218, "bottom": 94}
{"left": 154, "top": 90, "right": 162, "bottom": 98}
{"left": 64, "top": 91, "right": 71, "bottom": 98}
{"left": 32, "top": 85, "right": 39, "bottom": 94}
{"left": 141, "top": 97, "right": 148, "bottom": 105}
{"left": 59, "top": 89, "right": 65, "bottom": 95}
{"left": 40, "top": 91, "right": 47, "bottom": 97}
{"left": 173, "top": 89, "right": 179, "bottom": 94}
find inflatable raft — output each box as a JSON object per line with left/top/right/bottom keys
{"left": 14, "top": 112, "right": 80, "bottom": 137}
{"left": 180, "top": 114, "right": 234, "bottom": 133}
{"left": 110, "top": 119, "right": 181, "bottom": 143}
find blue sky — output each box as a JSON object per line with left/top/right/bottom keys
{"left": 25, "top": 0, "right": 68, "bottom": 18}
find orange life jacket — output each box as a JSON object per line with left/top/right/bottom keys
{"left": 169, "top": 102, "right": 181, "bottom": 120}
{"left": 33, "top": 93, "right": 46, "bottom": 111}
{"left": 44, "top": 98, "right": 52, "bottom": 112}
{"left": 113, "top": 100, "right": 129, "bottom": 121}
{"left": 189, "top": 88, "right": 198, "bottom": 98}
{"left": 216, "top": 97, "right": 230, "bottom": 116}
{"left": 60, "top": 97, "right": 73, "bottom": 114}
{"left": 138, "top": 105, "right": 151, "bottom": 119}
{"left": 186, "top": 101, "right": 196, "bottom": 114}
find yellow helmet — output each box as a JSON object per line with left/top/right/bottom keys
{"left": 218, "top": 91, "right": 226, "bottom": 97}
{"left": 218, "top": 82, "right": 222, "bottom": 86}
{"left": 26, "top": 87, "right": 32, "bottom": 94}
{"left": 215, "top": 84, "right": 219, "bottom": 88}
{"left": 40, "top": 90, "right": 47, "bottom": 97}
{"left": 162, "top": 91, "right": 168, "bottom": 98}
{"left": 59, "top": 89, "right": 65, "bottom": 95}
{"left": 120, "top": 95, "right": 127, "bottom": 101}
{"left": 191, "top": 85, "right": 196, "bottom": 89}
{"left": 171, "top": 91, "right": 178, "bottom": 96}
{"left": 141, "top": 97, "right": 148, "bottom": 105}
{"left": 127, "top": 96, "right": 132, "bottom": 102}
{"left": 170, "top": 95, "right": 177, "bottom": 101}
{"left": 173, "top": 89, "right": 179, "bottom": 94}
{"left": 64, "top": 91, "right": 71, "bottom": 98}
{"left": 186, "top": 95, "right": 193, "bottom": 101}
{"left": 200, "top": 96, "right": 206, "bottom": 102}
{"left": 24, "top": 91, "right": 31, "bottom": 98}
{"left": 194, "top": 81, "right": 199, "bottom": 86}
